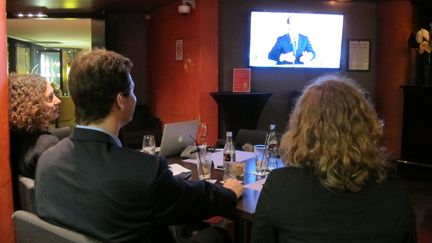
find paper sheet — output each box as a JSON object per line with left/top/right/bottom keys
{"left": 244, "top": 178, "right": 267, "bottom": 192}
{"left": 182, "top": 159, "right": 197, "bottom": 164}
{"left": 169, "top": 163, "right": 191, "bottom": 176}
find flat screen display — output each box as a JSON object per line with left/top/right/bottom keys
{"left": 249, "top": 11, "right": 344, "bottom": 69}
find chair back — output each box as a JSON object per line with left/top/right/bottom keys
{"left": 18, "top": 175, "right": 36, "bottom": 213}
{"left": 235, "top": 129, "right": 268, "bottom": 148}
{"left": 57, "top": 96, "right": 75, "bottom": 128}
{"left": 12, "top": 210, "right": 102, "bottom": 243}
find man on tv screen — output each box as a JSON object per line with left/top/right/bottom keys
{"left": 268, "top": 15, "right": 316, "bottom": 65}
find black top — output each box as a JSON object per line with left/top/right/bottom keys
{"left": 10, "top": 131, "right": 59, "bottom": 179}
{"left": 36, "top": 128, "right": 237, "bottom": 242}
{"left": 251, "top": 167, "right": 417, "bottom": 243}
{"left": 10, "top": 130, "right": 59, "bottom": 210}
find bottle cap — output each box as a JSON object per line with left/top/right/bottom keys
{"left": 270, "top": 124, "right": 276, "bottom": 130}
{"left": 226, "top": 131, "right": 232, "bottom": 137}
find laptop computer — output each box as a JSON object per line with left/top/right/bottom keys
{"left": 158, "top": 120, "right": 199, "bottom": 157}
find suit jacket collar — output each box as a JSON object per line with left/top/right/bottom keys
{"left": 71, "top": 127, "right": 120, "bottom": 147}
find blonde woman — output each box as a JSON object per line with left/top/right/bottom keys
{"left": 252, "top": 75, "right": 416, "bottom": 243}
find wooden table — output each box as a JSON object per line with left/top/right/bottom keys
{"left": 167, "top": 155, "right": 284, "bottom": 243}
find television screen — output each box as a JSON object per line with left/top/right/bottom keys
{"left": 249, "top": 11, "right": 344, "bottom": 69}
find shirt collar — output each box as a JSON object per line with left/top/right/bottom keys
{"left": 75, "top": 125, "right": 123, "bottom": 147}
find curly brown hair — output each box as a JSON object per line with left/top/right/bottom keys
{"left": 280, "top": 75, "right": 387, "bottom": 192}
{"left": 9, "top": 73, "right": 51, "bottom": 133}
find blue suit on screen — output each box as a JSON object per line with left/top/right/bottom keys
{"left": 268, "top": 33, "right": 316, "bottom": 65}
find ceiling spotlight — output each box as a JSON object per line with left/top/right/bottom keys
{"left": 178, "top": 0, "right": 196, "bottom": 15}
{"left": 36, "top": 13, "right": 47, "bottom": 18}
{"left": 12, "top": 12, "right": 47, "bottom": 18}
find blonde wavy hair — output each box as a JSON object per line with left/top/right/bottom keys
{"left": 9, "top": 73, "right": 51, "bottom": 134}
{"left": 280, "top": 75, "right": 387, "bottom": 192}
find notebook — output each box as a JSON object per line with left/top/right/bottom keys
{"left": 158, "top": 120, "right": 199, "bottom": 157}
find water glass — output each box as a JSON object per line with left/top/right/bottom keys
{"left": 223, "top": 161, "right": 245, "bottom": 182}
{"left": 254, "top": 144, "right": 268, "bottom": 175}
{"left": 196, "top": 145, "right": 212, "bottom": 180}
{"left": 196, "top": 122, "right": 208, "bottom": 145}
{"left": 267, "top": 156, "right": 278, "bottom": 171}
{"left": 142, "top": 135, "right": 156, "bottom": 155}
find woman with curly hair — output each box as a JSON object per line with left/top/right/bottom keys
{"left": 9, "top": 73, "right": 61, "bottom": 209}
{"left": 252, "top": 75, "right": 416, "bottom": 243}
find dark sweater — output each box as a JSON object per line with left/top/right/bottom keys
{"left": 10, "top": 131, "right": 59, "bottom": 210}
{"left": 252, "top": 167, "right": 417, "bottom": 243}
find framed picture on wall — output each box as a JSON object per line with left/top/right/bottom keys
{"left": 232, "top": 68, "right": 251, "bottom": 92}
{"left": 16, "top": 43, "right": 30, "bottom": 74}
{"left": 347, "top": 39, "right": 370, "bottom": 71}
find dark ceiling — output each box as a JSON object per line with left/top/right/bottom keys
{"left": 6, "top": 0, "right": 178, "bottom": 17}
{"left": 6, "top": 0, "right": 399, "bottom": 17}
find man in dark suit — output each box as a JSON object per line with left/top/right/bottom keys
{"left": 268, "top": 15, "right": 316, "bottom": 65}
{"left": 35, "top": 49, "right": 243, "bottom": 243}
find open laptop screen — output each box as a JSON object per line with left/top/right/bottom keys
{"left": 158, "top": 120, "right": 198, "bottom": 157}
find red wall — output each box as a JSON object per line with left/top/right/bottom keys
{"left": 0, "top": 0, "right": 14, "bottom": 241}
{"left": 148, "top": 0, "right": 219, "bottom": 145}
{"left": 376, "top": 1, "right": 412, "bottom": 159}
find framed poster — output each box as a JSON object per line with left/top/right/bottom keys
{"left": 16, "top": 44, "right": 30, "bottom": 74}
{"left": 232, "top": 68, "right": 251, "bottom": 92}
{"left": 348, "top": 40, "right": 370, "bottom": 71}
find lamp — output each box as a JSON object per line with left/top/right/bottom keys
{"left": 178, "top": 0, "right": 196, "bottom": 15}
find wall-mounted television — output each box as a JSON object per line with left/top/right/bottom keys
{"left": 249, "top": 11, "right": 344, "bottom": 69}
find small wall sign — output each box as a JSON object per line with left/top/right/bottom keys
{"left": 176, "top": 39, "right": 184, "bottom": 61}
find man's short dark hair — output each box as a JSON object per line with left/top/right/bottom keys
{"left": 287, "top": 16, "right": 292, "bottom": 25}
{"left": 68, "top": 49, "right": 133, "bottom": 124}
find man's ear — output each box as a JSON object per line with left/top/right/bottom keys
{"left": 115, "top": 93, "right": 125, "bottom": 111}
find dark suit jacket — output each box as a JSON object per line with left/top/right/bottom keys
{"left": 268, "top": 34, "right": 316, "bottom": 64}
{"left": 35, "top": 127, "right": 237, "bottom": 242}
{"left": 251, "top": 167, "right": 416, "bottom": 243}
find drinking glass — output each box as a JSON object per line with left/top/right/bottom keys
{"left": 223, "top": 161, "right": 237, "bottom": 181}
{"left": 142, "top": 135, "right": 156, "bottom": 155}
{"left": 234, "top": 161, "right": 245, "bottom": 181}
{"left": 196, "top": 122, "right": 208, "bottom": 145}
{"left": 223, "top": 161, "right": 245, "bottom": 182}
{"left": 196, "top": 145, "right": 212, "bottom": 180}
{"left": 254, "top": 144, "right": 269, "bottom": 176}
